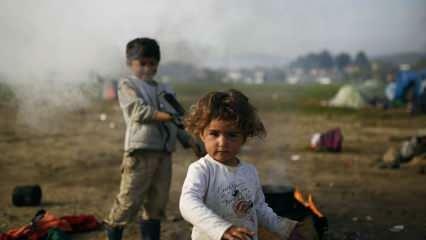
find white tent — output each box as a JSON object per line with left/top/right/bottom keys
{"left": 329, "top": 85, "right": 367, "bottom": 109}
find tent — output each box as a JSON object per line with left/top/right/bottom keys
{"left": 357, "top": 79, "right": 386, "bottom": 101}
{"left": 329, "top": 85, "right": 367, "bottom": 109}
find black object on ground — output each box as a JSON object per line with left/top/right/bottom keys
{"left": 12, "top": 185, "right": 42, "bottom": 206}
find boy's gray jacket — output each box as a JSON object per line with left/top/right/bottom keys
{"left": 117, "top": 76, "right": 191, "bottom": 153}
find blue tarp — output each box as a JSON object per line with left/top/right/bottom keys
{"left": 394, "top": 70, "right": 426, "bottom": 102}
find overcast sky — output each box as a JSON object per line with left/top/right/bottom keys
{"left": 1, "top": 0, "right": 425, "bottom": 71}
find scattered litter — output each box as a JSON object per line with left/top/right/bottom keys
{"left": 291, "top": 155, "right": 301, "bottom": 161}
{"left": 352, "top": 217, "right": 358, "bottom": 222}
{"left": 328, "top": 182, "right": 334, "bottom": 188}
{"left": 378, "top": 134, "right": 426, "bottom": 169}
{"left": 389, "top": 225, "right": 404, "bottom": 232}
{"left": 109, "top": 122, "right": 116, "bottom": 129}
{"left": 365, "top": 216, "right": 373, "bottom": 221}
{"left": 99, "top": 113, "right": 107, "bottom": 121}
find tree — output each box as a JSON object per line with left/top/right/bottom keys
{"left": 353, "top": 51, "right": 372, "bottom": 79}
{"left": 335, "top": 53, "right": 351, "bottom": 71}
{"left": 318, "top": 50, "right": 334, "bottom": 69}
{"left": 354, "top": 51, "right": 370, "bottom": 70}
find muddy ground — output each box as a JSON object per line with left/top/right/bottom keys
{"left": 1, "top": 99, "right": 425, "bottom": 240}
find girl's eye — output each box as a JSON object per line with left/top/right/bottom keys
{"left": 228, "top": 132, "right": 240, "bottom": 138}
{"left": 209, "top": 132, "right": 219, "bottom": 137}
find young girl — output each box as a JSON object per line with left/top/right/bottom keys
{"left": 180, "top": 89, "right": 302, "bottom": 240}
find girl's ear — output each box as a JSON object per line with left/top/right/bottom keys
{"left": 199, "top": 131, "right": 205, "bottom": 142}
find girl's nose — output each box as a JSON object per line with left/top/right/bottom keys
{"left": 217, "top": 135, "right": 228, "bottom": 146}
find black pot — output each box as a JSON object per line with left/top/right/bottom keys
{"left": 12, "top": 185, "right": 42, "bottom": 207}
{"left": 262, "top": 185, "right": 328, "bottom": 240}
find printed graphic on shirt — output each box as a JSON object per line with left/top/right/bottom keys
{"left": 231, "top": 188, "right": 254, "bottom": 217}
{"left": 215, "top": 181, "right": 255, "bottom": 223}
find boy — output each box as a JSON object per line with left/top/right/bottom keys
{"left": 104, "top": 37, "right": 201, "bottom": 240}
{"left": 180, "top": 89, "right": 316, "bottom": 240}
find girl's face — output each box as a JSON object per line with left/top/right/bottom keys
{"left": 200, "top": 119, "right": 245, "bottom": 166}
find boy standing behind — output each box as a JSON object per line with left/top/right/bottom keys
{"left": 105, "top": 37, "right": 200, "bottom": 240}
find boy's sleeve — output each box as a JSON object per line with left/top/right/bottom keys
{"left": 179, "top": 162, "right": 232, "bottom": 240}
{"left": 253, "top": 168, "right": 298, "bottom": 240}
{"left": 117, "top": 79, "right": 156, "bottom": 123}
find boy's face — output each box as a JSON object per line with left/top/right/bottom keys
{"left": 200, "top": 119, "right": 244, "bottom": 166}
{"left": 129, "top": 57, "right": 159, "bottom": 80}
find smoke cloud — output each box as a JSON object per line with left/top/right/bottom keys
{"left": 0, "top": 0, "right": 425, "bottom": 131}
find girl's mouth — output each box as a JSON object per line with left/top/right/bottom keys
{"left": 216, "top": 150, "right": 229, "bottom": 153}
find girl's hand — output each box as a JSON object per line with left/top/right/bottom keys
{"left": 222, "top": 226, "right": 255, "bottom": 240}
{"left": 289, "top": 217, "right": 319, "bottom": 240}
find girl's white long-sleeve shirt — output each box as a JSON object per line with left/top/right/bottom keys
{"left": 179, "top": 155, "right": 297, "bottom": 240}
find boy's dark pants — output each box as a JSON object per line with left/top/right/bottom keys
{"left": 105, "top": 150, "right": 171, "bottom": 237}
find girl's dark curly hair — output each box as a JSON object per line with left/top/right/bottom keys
{"left": 185, "top": 89, "right": 266, "bottom": 140}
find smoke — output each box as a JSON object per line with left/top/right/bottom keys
{"left": 0, "top": 0, "right": 219, "bottom": 131}
{"left": 1, "top": 0, "right": 425, "bottom": 131}
{"left": 0, "top": 1, "right": 126, "bottom": 131}
{"left": 11, "top": 77, "right": 91, "bottom": 132}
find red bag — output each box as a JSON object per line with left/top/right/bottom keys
{"left": 319, "top": 128, "right": 343, "bottom": 152}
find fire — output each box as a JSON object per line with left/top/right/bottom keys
{"left": 294, "top": 189, "right": 324, "bottom": 218}
{"left": 308, "top": 194, "right": 324, "bottom": 218}
{"left": 294, "top": 189, "right": 308, "bottom": 207}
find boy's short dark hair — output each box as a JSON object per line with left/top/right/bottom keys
{"left": 185, "top": 89, "right": 266, "bottom": 140}
{"left": 126, "top": 38, "right": 161, "bottom": 64}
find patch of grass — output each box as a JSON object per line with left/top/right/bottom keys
{"left": 171, "top": 82, "right": 426, "bottom": 122}
{"left": 0, "top": 81, "right": 15, "bottom": 103}
{"left": 171, "top": 82, "right": 342, "bottom": 112}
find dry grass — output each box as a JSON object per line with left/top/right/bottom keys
{"left": 1, "top": 83, "right": 425, "bottom": 239}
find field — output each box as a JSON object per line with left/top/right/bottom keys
{"left": 1, "top": 83, "right": 425, "bottom": 240}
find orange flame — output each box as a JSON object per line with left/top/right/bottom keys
{"left": 294, "top": 189, "right": 308, "bottom": 207}
{"left": 308, "top": 194, "right": 324, "bottom": 218}
{"left": 293, "top": 189, "right": 324, "bottom": 218}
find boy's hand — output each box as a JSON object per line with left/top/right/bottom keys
{"left": 153, "top": 111, "right": 173, "bottom": 122}
{"left": 222, "top": 226, "right": 255, "bottom": 240}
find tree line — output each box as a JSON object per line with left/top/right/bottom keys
{"left": 290, "top": 50, "right": 371, "bottom": 72}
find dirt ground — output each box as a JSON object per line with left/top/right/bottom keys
{"left": 1, "top": 101, "right": 425, "bottom": 240}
